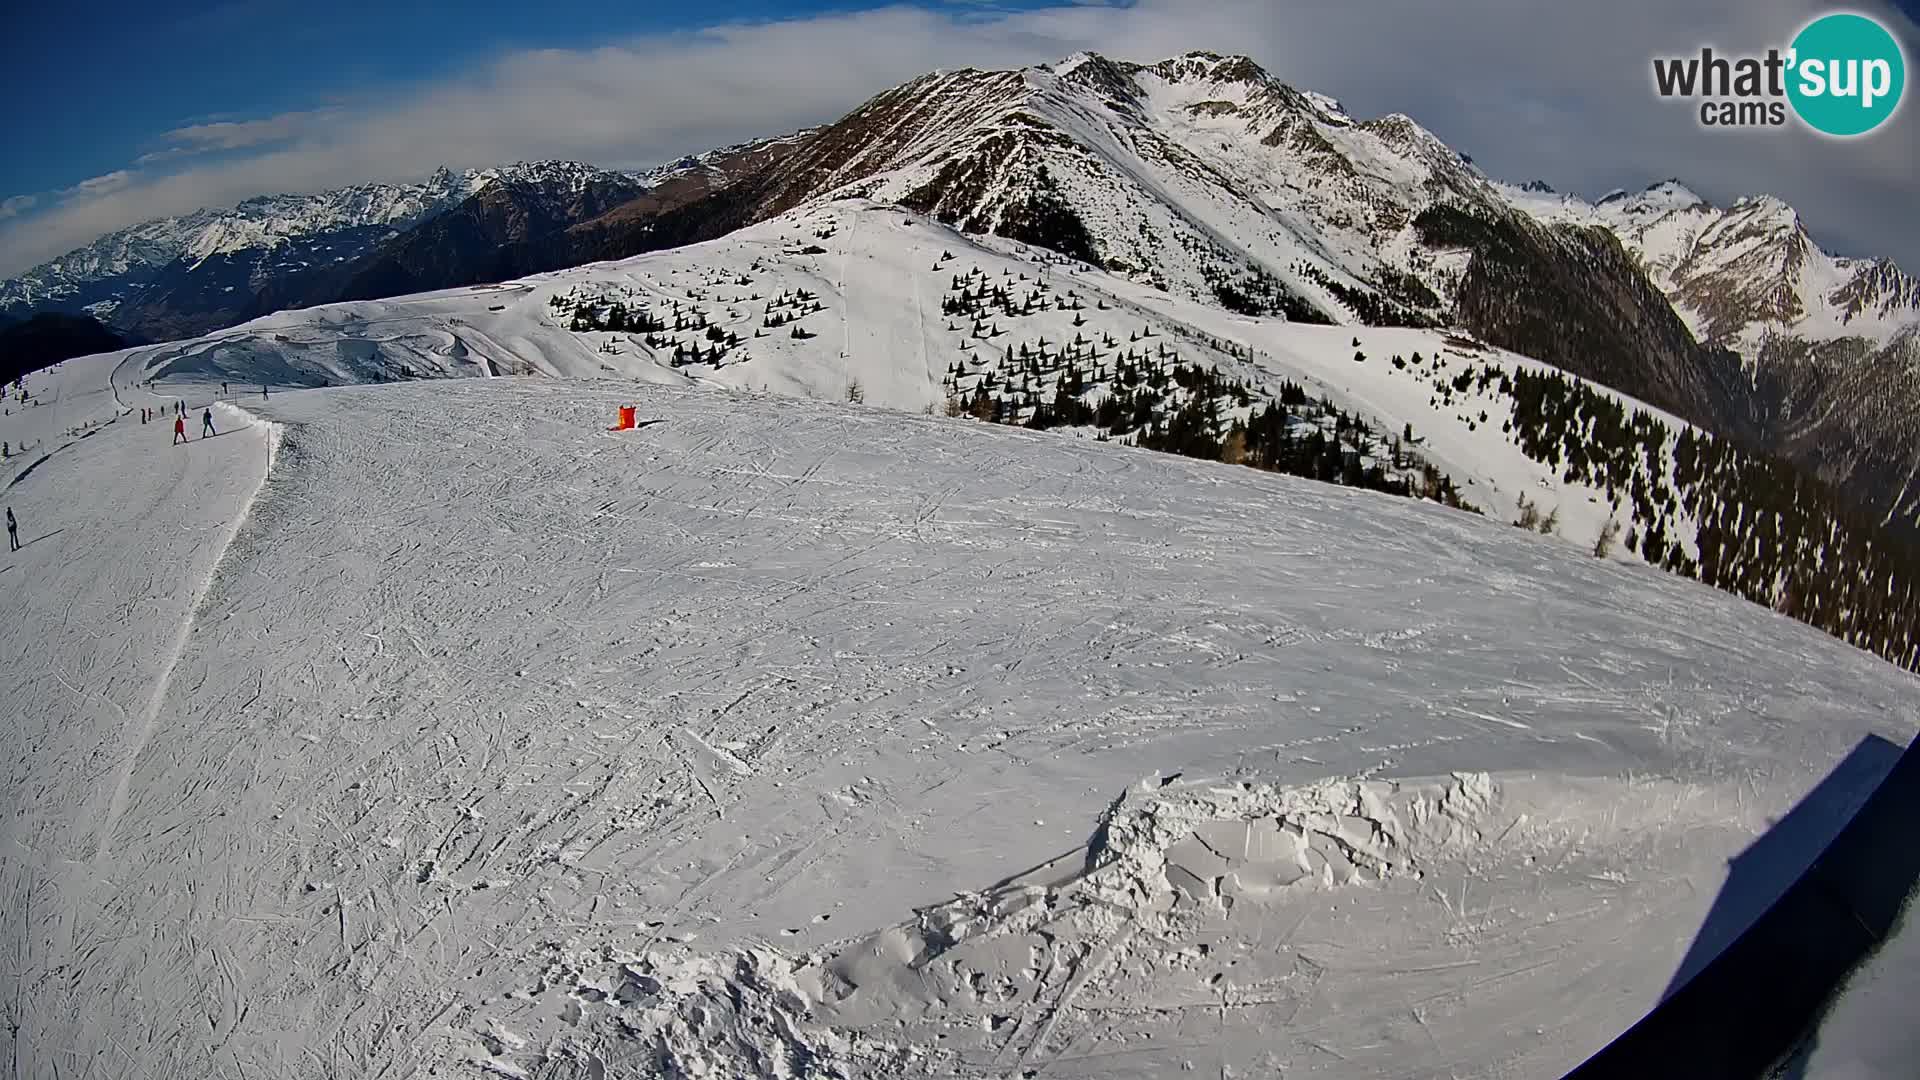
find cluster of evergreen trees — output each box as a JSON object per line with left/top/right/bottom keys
{"left": 1290, "top": 261, "right": 1437, "bottom": 328}
{"left": 561, "top": 300, "right": 667, "bottom": 335}
{"left": 938, "top": 262, "right": 1094, "bottom": 327}
{"left": 1201, "top": 261, "right": 1331, "bottom": 324}
{"left": 550, "top": 275, "right": 829, "bottom": 370}
{"left": 1372, "top": 266, "right": 1443, "bottom": 313}
{"left": 989, "top": 165, "right": 1104, "bottom": 270}
{"left": 1480, "top": 363, "right": 1919, "bottom": 671}
{"left": 942, "top": 327, "right": 1471, "bottom": 508}
{"left": 930, "top": 267, "right": 1472, "bottom": 507}
{"left": 760, "top": 288, "right": 824, "bottom": 330}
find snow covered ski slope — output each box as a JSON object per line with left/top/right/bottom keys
{"left": 113, "top": 201, "right": 1720, "bottom": 563}
{"left": 3, "top": 351, "right": 1916, "bottom": 1077}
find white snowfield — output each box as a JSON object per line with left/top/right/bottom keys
{"left": 2, "top": 343, "right": 1915, "bottom": 1079}
{"left": 122, "top": 203, "right": 1698, "bottom": 557}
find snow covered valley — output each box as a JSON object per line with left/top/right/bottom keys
{"left": 2, "top": 346, "right": 1916, "bottom": 1077}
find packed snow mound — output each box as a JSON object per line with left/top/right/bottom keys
{"left": 451, "top": 765, "right": 1903, "bottom": 1079}
{"left": 501, "top": 772, "right": 1502, "bottom": 1078}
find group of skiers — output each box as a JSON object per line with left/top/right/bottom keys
{"left": 5, "top": 380, "right": 265, "bottom": 561}
{"left": 140, "top": 398, "right": 217, "bottom": 443}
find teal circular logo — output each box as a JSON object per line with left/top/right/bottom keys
{"left": 1787, "top": 12, "right": 1906, "bottom": 136}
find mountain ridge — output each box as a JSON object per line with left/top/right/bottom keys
{"left": 9, "top": 49, "right": 1920, "bottom": 530}
{"left": 0, "top": 160, "right": 657, "bottom": 337}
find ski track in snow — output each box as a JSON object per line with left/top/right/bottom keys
{"left": 1, "top": 356, "right": 1916, "bottom": 1078}
{"left": 93, "top": 402, "right": 274, "bottom": 862}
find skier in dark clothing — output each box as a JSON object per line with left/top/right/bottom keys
{"left": 202, "top": 408, "right": 216, "bottom": 438}
{"left": 6, "top": 508, "right": 17, "bottom": 553}
{"left": 173, "top": 415, "right": 187, "bottom": 445}
{"left": 222, "top": 382, "right": 228, "bottom": 395}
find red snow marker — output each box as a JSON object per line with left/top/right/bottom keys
{"left": 612, "top": 406, "right": 637, "bottom": 431}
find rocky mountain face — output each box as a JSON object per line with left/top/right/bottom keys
{"left": 0, "top": 211, "right": 223, "bottom": 320}
{"left": 1500, "top": 181, "right": 1920, "bottom": 529}
{"left": 522, "top": 52, "right": 1506, "bottom": 326}
{"left": 1504, "top": 180, "right": 1920, "bottom": 357}
{"left": 249, "top": 162, "right": 652, "bottom": 312}
{"left": 1415, "top": 204, "right": 1759, "bottom": 441}
{"left": 108, "top": 222, "right": 407, "bottom": 343}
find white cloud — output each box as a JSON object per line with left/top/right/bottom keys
{"left": 0, "top": 0, "right": 1914, "bottom": 277}
{"left": 62, "top": 170, "right": 136, "bottom": 200}
{"left": 132, "top": 148, "right": 191, "bottom": 168}
{"left": 0, "top": 195, "right": 35, "bottom": 221}
{"left": 160, "top": 109, "right": 330, "bottom": 153}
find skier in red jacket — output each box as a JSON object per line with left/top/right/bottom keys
{"left": 173, "top": 415, "right": 187, "bottom": 445}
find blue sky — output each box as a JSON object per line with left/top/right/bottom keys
{"left": 1, "top": 0, "right": 1916, "bottom": 275}
{"left": 2, "top": 0, "right": 1046, "bottom": 198}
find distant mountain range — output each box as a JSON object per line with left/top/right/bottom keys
{"left": 0, "top": 145, "right": 818, "bottom": 344}
{"left": 4, "top": 51, "right": 1918, "bottom": 531}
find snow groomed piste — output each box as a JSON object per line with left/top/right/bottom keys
{"left": 3, "top": 336, "right": 1917, "bottom": 1076}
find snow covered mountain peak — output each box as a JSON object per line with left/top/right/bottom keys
{"left": 1145, "top": 50, "right": 1277, "bottom": 88}
{"left": 1603, "top": 178, "right": 1713, "bottom": 216}
{"left": 1725, "top": 192, "right": 1798, "bottom": 223}
{"left": 707, "top": 48, "right": 1496, "bottom": 329}
{"left": 468, "top": 159, "right": 629, "bottom": 195}
{"left": 178, "top": 171, "right": 482, "bottom": 265}
{"left": 1047, "top": 51, "right": 1103, "bottom": 77}
{"left": 1504, "top": 176, "right": 1918, "bottom": 357}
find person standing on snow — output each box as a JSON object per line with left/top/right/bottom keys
{"left": 202, "top": 407, "right": 216, "bottom": 438}
{"left": 173, "top": 414, "right": 187, "bottom": 446}
{"left": 6, "top": 508, "right": 17, "bottom": 553}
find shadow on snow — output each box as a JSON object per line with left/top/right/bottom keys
{"left": 1564, "top": 732, "right": 1920, "bottom": 1079}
